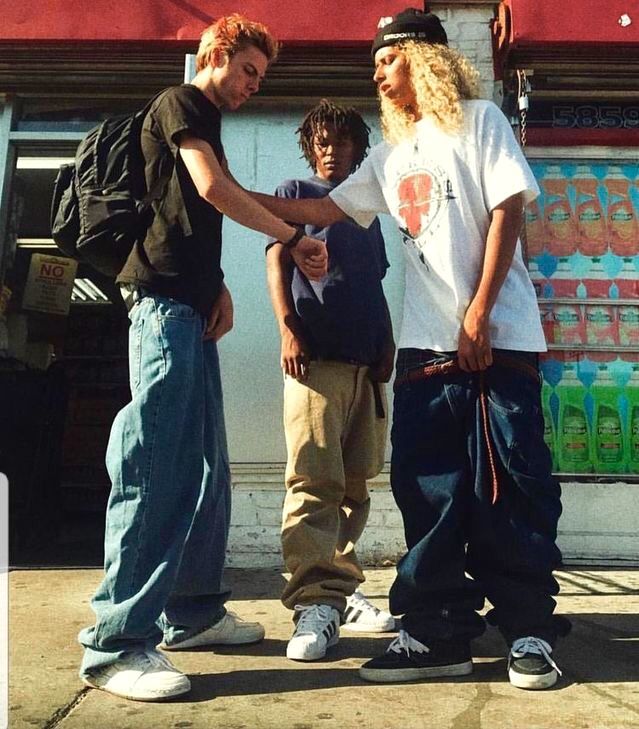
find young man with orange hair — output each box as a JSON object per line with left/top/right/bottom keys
{"left": 78, "top": 14, "right": 326, "bottom": 702}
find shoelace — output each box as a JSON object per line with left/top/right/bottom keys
{"left": 387, "top": 629, "right": 430, "bottom": 657}
{"left": 143, "top": 649, "right": 179, "bottom": 672}
{"left": 293, "top": 604, "right": 335, "bottom": 634}
{"left": 347, "top": 590, "right": 380, "bottom": 614}
{"left": 510, "top": 636, "right": 562, "bottom": 676}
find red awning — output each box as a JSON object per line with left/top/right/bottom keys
{"left": 1, "top": 1, "right": 408, "bottom": 45}
{"left": 494, "top": 0, "right": 639, "bottom": 53}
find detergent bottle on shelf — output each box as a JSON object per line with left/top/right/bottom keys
{"left": 541, "top": 380, "right": 558, "bottom": 471}
{"left": 590, "top": 365, "right": 625, "bottom": 474}
{"left": 574, "top": 164, "right": 607, "bottom": 256}
{"left": 557, "top": 363, "right": 592, "bottom": 473}
{"left": 524, "top": 198, "right": 545, "bottom": 258}
{"left": 606, "top": 166, "right": 637, "bottom": 257}
{"left": 542, "top": 165, "right": 577, "bottom": 258}
{"left": 626, "top": 364, "right": 639, "bottom": 474}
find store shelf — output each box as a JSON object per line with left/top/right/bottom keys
{"left": 546, "top": 344, "right": 639, "bottom": 353}
{"left": 538, "top": 297, "right": 639, "bottom": 306}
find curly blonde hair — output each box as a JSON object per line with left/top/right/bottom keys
{"left": 379, "top": 41, "right": 480, "bottom": 145}
{"left": 196, "top": 14, "right": 279, "bottom": 72}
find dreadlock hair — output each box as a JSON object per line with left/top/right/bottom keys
{"left": 297, "top": 99, "right": 371, "bottom": 173}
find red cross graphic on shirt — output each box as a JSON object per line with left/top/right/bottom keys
{"left": 397, "top": 173, "right": 434, "bottom": 239}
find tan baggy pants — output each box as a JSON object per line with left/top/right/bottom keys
{"left": 281, "top": 360, "right": 387, "bottom": 612}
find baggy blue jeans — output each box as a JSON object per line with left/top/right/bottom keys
{"left": 389, "top": 349, "right": 565, "bottom": 648}
{"left": 79, "top": 293, "right": 231, "bottom": 677}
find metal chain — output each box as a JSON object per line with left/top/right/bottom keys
{"left": 516, "top": 69, "right": 531, "bottom": 262}
{"left": 517, "top": 68, "right": 530, "bottom": 149}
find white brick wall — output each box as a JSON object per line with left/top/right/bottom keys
{"left": 226, "top": 469, "right": 639, "bottom": 568}
{"left": 226, "top": 467, "right": 406, "bottom": 568}
{"left": 431, "top": 2, "right": 497, "bottom": 99}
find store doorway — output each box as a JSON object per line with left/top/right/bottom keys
{"left": 3, "top": 156, "right": 130, "bottom": 567}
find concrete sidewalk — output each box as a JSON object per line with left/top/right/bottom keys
{"left": 7, "top": 567, "right": 639, "bottom": 729}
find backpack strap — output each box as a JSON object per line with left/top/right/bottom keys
{"left": 139, "top": 169, "right": 172, "bottom": 210}
{"left": 136, "top": 89, "right": 174, "bottom": 213}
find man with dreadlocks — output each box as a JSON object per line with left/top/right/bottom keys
{"left": 266, "top": 99, "right": 396, "bottom": 661}
{"left": 254, "top": 10, "right": 569, "bottom": 689}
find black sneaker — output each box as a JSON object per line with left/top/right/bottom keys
{"left": 359, "top": 630, "right": 473, "bottom": 683}
{"left": 508, "top": 636, "right": 561, "bottom": 690}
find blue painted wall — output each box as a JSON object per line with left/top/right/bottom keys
{"left": 217, "top": 104, "right": 405, "bottom": 462}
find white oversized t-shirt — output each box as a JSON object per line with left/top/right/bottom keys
{"left": 330, "top": 99, "right": 546, "bottom": 352}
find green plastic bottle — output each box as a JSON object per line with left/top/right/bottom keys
{"left": 557, "top": 363, "right": 592, "bottom": 473}
{"left": 591, "top": 365, "right": 625, "bottom": 474}
{"left": 541, "top": 381, "right": 558, "bottom": 471}
{"left": 627, "top": 365, "right": 639, "bottom": 474}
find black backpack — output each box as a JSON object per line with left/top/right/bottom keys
{"left": 50, "top": 93, "right": 172, "bottom": 277}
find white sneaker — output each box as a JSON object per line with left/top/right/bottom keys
{"left": 160, "top": 611, "right": 265, "bottom": 651}
{"left": 342, "top": 590, "right": 396, "bottom": 633}
{"left": 82, "top": 649, "right": 191, "bottom": 701}
{"left": 286, "top": 604, "right": 340, "bottom": 661}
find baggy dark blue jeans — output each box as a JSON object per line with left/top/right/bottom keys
{"left": 389, "top": 348, "right": 565, "bottom": 648}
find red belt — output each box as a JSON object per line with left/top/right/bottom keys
{"left": 394, "top": 352, "right": 540, "bottom": 505}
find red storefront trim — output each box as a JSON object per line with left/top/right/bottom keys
{"left": 495, "top": 0, "right": 639, "bottom": 49}
{"left": 2, "top": 1, "right": 409, "bottom": 44}
{"left": 527, "top": 128, "right": 639, "bottom": 147}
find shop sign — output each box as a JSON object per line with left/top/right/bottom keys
{"left": 528, "top": 101, "right": 639, "bottom": 130}
{"left": 22, "top": 254, "right": 78, "bottom": 316}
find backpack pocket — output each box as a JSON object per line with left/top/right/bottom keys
{"left": 77, "top": 186, "right": 151, "bottom": 277}
{"left": 50, "top": 164, "right": 81, "bottom": 259}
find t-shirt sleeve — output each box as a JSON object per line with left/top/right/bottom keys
{"left": 371, "top": 218, "right": 390, "bottom": 279}
{"left": 479, "top": 102, "right": 540, "bottom": 211}
{"left": 151, "top": 87, "right": 218, "bottom": 156}
{"left": 265, "top": 180, "right": 298, "bottom": 252}
{"left": 329, "top": 153, "right": 389, "bottom": 228}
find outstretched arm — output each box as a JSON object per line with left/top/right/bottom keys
{"left": 458, "top": 193, "right": 524, "bottom": 372}
{"left": 179, "top": 135, "right": 327, "bottom": 279}
{"left": 266, "top": 244, "right": 310, "bottom": 380}
{"left": 251, "top": 190, "right": 347, "bottom": 228}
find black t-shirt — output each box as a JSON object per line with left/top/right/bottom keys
{"left": 117, "top": 84, "right": 224, "bottom": 317}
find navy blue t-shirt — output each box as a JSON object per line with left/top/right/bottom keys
{"left": 270, "top": 176, "right": 390, "bottom": 365}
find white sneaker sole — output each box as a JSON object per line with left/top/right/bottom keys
{"left": 286, "top": 633, "right": 339, "bottom": 661}
{"left": 359, "top": 660, "right": 473, "bottom": 683}
{"left": 82, "top": 675, "right": 191, "bottom": 702}
{"left": 160, "top": 626, "right": 265, "bottom": 650}
{"left": 342, "top": 618, "right": 396, "bottom": 633}
{"left": 508, "top": 667, "right": 558, "bottom": 690}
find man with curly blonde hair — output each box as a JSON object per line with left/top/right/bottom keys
{"left": 78, "top": 14, "right": 327, "bottom": 702}
{"left": 254, "top": 7, "right": 568, "bottom": 691}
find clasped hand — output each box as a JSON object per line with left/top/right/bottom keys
{"left": 291, "top": 236, "right": 328, "bottom": 281}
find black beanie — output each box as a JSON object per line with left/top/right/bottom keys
{"left": 371, "top": 8, "right": 448, "bottom": 59}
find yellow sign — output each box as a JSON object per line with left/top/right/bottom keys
{"left": 22, "top": 253, "right": 78, "bottom": 316}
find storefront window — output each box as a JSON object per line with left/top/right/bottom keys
{"left": 526, "top": 156, "right": 639, "bottom": 478}
{"left": 17, "top": 98, "right": 141, "bottom": 131}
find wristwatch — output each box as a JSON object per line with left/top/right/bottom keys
{"left": 283, "top": 226, "right": 305, "bottom": 249}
